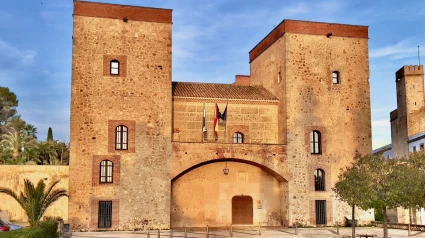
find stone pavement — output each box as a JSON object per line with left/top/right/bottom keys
{"left": 71, "top": 227, "right": 425, "bottom": 238}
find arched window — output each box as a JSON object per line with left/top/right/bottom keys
{"left": 100, "top": 160, "right": 113, "bottom": 183}
{"left": 115, "top": 125, "right": 128, "bottom": 150}
{"left": 110, "top": 60, "right": 120, "bottom": 75}
{"left": 311, "top": 130, "right": 321, "bottom": 154}
{"left": 332, "top": 71, "right": 339, "bottom": 84}
{"left": 314, "top": 169, "right": 325, "bottom": 191}
{"left": 233, "top": 132, "right": 244, "bottom": 144}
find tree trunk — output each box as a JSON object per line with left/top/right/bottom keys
{"left": 409, "top": 207, "right": 412, "bottom": 236}
{"left": 352, "top": 204, "right": 356, "bottom": 238}
{"left": 383, "top": 207, "right": 388, "bottom": 238}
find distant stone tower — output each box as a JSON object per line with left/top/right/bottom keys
{"left": 391, "top": 65, "right": 425, "bottom": 157}
{"left": 69, "top": 1, "right": 172, "bottom": 231}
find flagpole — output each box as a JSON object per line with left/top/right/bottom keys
{"left": 225, "top": 102, "right": 228, "bottom": 143}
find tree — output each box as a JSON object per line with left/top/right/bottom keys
{"left": 334, "top": 153, "right": 374, "bottom": 238}
{"left": 0, "top": 179, "right": 67, "bottom": 227}
{"left": 24, "top": 124, "right": 38, "bottom": 139}
{"left": 0, "top": 87, "right": 18, "bottom": 133}
{"left": 0, "top": 127, "right": 36, "bottom": 161}
{"left": 47, "top": 127, "right": 53, "bottom": 141}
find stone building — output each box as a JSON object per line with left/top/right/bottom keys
{"left": 69, "top": 1, "right": 373, "bottom": 231}
{"left": 373, "top": 65, "right": 425, "bottom": 223}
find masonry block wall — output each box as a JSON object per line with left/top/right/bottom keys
{"left": 69, "top": 1, "right": 172, "bottom": 231}
{"left": 249, "top": 20, "right": 373, "bottom": 225}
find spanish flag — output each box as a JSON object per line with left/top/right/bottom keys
{"left": 214, "top": 104, "right": 219, "bottom": 136}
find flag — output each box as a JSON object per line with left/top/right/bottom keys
{"left": 218, "top": 104, "right": 227, "bottom": 126}
{"left": 202, "top": 103, "right": 207, "bottom": 140}
{"left": 214, "top": 104, "right": 219, "bottom": 136}
{"left": 221, "top": 104, "right": 227, "bottom": 121}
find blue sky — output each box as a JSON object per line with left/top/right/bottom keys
{"left": 0, "top": 0, "right": 423, "bottom": 149}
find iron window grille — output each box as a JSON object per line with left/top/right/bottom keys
{"left": 233, "top": 132, "right": 244, "bottom": 144}
{"left": 110, "top": 60, "right": 120, "bottom": 75}
{"left": 98, "top": 201, "right": 112, "bottom": 228}
{"left": 100, "top": 160, "right": 113, "bottom": 183}
{"left": 115, "top": 125, "right": 128, "bottom": 150}
{"left": 332, "top": 71, "right": 339, "bottom": 84}
{"left": 315, "top": 200, "right": 326, "bottom": 225}
{"left": 314, "top": 169, "right": 325, "bottom": 191}
{"left": 310, "top": 130, "right": 321, "bottom": 154}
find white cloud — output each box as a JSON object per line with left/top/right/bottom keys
{"left": 370, "top": 39, "right": 423, "bottom": 59}
{"left": 0, "top": 40, "right": 36, "bottom": 68}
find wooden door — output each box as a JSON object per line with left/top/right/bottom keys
{"left": 232, "top": 196, "right": 253, "bottom": 224}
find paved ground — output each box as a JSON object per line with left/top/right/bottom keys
{"left": 71, "top": 227, "right": 425, "bottom": 238}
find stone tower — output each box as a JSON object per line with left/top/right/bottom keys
{"left": 69, "top": 1, "right": 172, "bottom": 231}
{"left": 391, "top": 65, "right": 425, "bottom": 157}
{"left": 248, "top": 20, "right": 372, "bottom": 225}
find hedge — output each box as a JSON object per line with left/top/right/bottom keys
{"left": 0, "top": 221, "right": 58, "bottom": 238}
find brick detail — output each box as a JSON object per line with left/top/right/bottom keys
{"left": 92, "top": 155, "right": 121, "bottom": 186}
{"left": 307, "top": 163, "right": 332, "bottom": 192}
{"left": 108, "top": 120, "right": 136, "bottom": 153}
{"left": 227, "top": 125, "right": 249, "bottom": 143}
{"left": 309, "top": 199, "right": 333, "bottom": 225}
{"left": 90, "top": 199, "right": 120, "bottom": 229}
{"left": 249, "top": 20, "right": 368, "bottom": 62}
{"left": 103, "top": 55, "right": 127, "bottom": 77}
{"left": 234, "top": 75, "right": 251, "bottom": 86}
{"left": 74, "top": 1, "right": 172, "bottom": 24}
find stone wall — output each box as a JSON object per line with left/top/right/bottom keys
{"left": 172, "top": 101, "right": 279, "bottom": 144}
{"left": 0, "top": 166, "right": 69, "bottom": 222}
{"left": 69, "top": 2, "right": 172, "bottom": 231}
{"left": 171, "top": 162, "right": 286, "bottom": 227}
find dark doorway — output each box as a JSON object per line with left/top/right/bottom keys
{"left": 315, "top": 200, "right": 326, "bottom": 225}
{"left": 232, "top": 196, "right": 253, "bottom": 224}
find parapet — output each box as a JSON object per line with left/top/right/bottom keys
{"left": 249, "top": 19, "right": 368, "bottom": 63}
{"left": 74, "top": 1, "right": 172, "bottom": 24}
{"left": 234, "top": 75, "right": 251, "bottom": 86}
{"left": 395, "top": 65, "right": 424, "bottom": 80}
{"left": 390, "top": 109, "right": 398, "bottom": 122}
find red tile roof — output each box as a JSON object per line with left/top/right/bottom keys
{"left": 172, "top": 82, "right": 278, "bottom": 101}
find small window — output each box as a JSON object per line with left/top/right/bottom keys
{"left": 233, "top": 132, "right": 244, "bottom": 144}
{"left": 314, "top": 169, "right": 325, "bottom": 191}
{"left": 332, "top": 71, "right": 339, "bottom": 84}
{"left": 420, "top": 143, "right": 424, "bottom": 151}
{"left": 110, "top": 60, "right": 120, "bottom": 75}
{"left": 315, "top": 200, "right": 326, "bottom": 225}
{"left": 278, "top": 71, "right": 282, "bottom": 84}
{"left": 100, "top": 160, "right": 113, "bottom": 183}
{"left": 310, "top": 130, "right": 321, "bottom": 154}
{"left": 413, "top": 146, "right": 417, "bottom": 152}
{"left": 115, "top": 125, "right": 128, "bottom": 150}
{"left": 98, "top": 201, "right": 112, "bottom": 228}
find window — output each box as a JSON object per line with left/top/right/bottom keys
{"left": 278, "top": 71, "right": 282, "bottom": 84}
{"left": 115, "top": 125, "right": 128, "bottom": 150}
{"left": 110, "top": 60, "right": 119, "bottom": 75}
{"left": 314, "top": 169, "right": 325, "bottom": 191}
{"left": 98, "top": 201, "right": 112, "bottom": 228}
{"left": 315, "top": 200, "right": 326, "bottom": 225}
{"left": 420, "top": 143, "right": 424, "bottom": 151}
{"left": 332, "top": 71, "right": 339, "bottom": 84}
{"left": 100, "top": 160, "right": 113, "bottom": 183}
{"left": 413, "top": 146, "right": 417, "bottom": 152}
{"left": 310, "top": 130, "right": 321, "bottom": 154}
{"left": 233, "top": 132, "right": 244, "bottom": 144}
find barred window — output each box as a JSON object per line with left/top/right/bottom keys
{"left": 233, "top": 132, "right": 244, "bottom": 144}
{"left": 314, "top": 169, "right": 325, "bottom": 191}
{"left": 98, "top": 201, "right": 112, "bottom": 228}
{"left": 420, "top": 143, "right": 424, "bottom": 151}
{"left": 332, "top": 71, "right": 339, "bottom": 84}
{"left": 315, "top": 200, "right": 326, "bottom": 225}
{"left": 110, "top": 60, "right": 119, "bottom": 75}
{"left": 310, "top": 130, "right": 321, "bottom": 154}
{"left": 115, "top": 125, "right": 128, "bottom": 150}
{"left": 100, "top": 160, "right": 113, "bottom": 183}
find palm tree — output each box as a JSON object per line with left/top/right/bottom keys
{"left": 0, "top": 179, "right": 68, "bottom": 227}
{"left": 0, "top": 128, "right": 36, "bottom": 161}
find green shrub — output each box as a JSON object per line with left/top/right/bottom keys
{"left": 0, "top": 221, "right": 58, "bottom": 238}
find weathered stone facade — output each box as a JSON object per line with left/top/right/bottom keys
{"left": 69, "top": 1, "right": 373, "bottom": 231}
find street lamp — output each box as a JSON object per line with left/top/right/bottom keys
{"left": 223, "top": 161, "right": 229, "bottom": 175}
